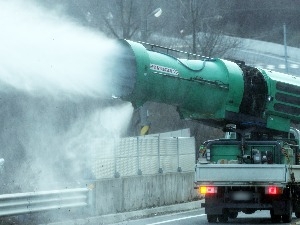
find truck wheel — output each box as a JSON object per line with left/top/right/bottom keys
{"left": 282, "top": 213, "right": 292, "bottom": 223}
{"left": 296, "top": 211, "right": 300, "bottom": 218}
{"left": 282, "top": 201, "right": 292, "bottom": 223}
{"left": 218, "top": 214, "right": 228, "bottom": 223}
{"left": 270, "top": 210, "right": 281, "bottom": 223}
{"left": 228, "top": 211, "right": 238, "bottom": 219}
{"left": 207, "top": 214, "right": 217, "bottom": 223}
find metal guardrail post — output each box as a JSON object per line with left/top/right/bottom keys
{"left": 114, "top": 138, "right": 120, "bottom": 178}
{"left": 158, "top": 135, "right": 163, "bottom": 173}
{"left": 177, "top": 137, "right": 182, "bottom": 172}
{"left": 137, "top": 136, "right": 142, "bottom": 175}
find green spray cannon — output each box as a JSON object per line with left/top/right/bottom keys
{"left": 114, "top": 40, "right": 300, "bottom": 133}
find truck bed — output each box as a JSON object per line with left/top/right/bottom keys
{"left": 195, "top": 164, "right": 300, "bottom": 186}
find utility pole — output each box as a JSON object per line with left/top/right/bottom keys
{"left": 283, "top": 23, "right": 289, "bottom": 74}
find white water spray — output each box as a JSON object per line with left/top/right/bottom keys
{"left": 0, "top": 0, "right": 134, "bottom": 194}
{"left": 0, "top": 0, "right": 119, "bottom": 98}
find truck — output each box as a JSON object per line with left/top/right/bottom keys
{"left": 113, "top": 39, "right": 300, "bottom": 223}
{"left": 196, "top": 127, "right": 300, "bottom": 223}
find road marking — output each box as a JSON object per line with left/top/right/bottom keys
{"left": 238, "top": 49, "right": 300, "bottom": 64}
{"left": 255, "top": 63, "right": 300, "bottom": 71}
{"left": 266, "top": 65, "right": 275, "bottom": 69}
{"left": 145, "top": 214, "right": 206, "bottom": 225}
{"left": 290, "top": 64, "right": 299, "bottom": 69}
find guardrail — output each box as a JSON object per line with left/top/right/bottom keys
{"left": 0, "top": 188, "right": 92, "bottom": 216}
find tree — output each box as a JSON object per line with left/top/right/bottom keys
{"left": 76, "top": 0, "right": 158, "bottom": 40}
{"left": 99, "top": 0, "right": 140, "bottom": 39}
{"left": 178, "top": 0, "right": 241, "bottom": 57}
{"left": 61, "top": 0, "right": 142, "bottom": 39}
{"left": 99, "top": 0, "right": 163, "bottom": 41}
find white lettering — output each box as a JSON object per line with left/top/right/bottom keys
{"left": 150, "top": 64, "right": 179, "bottom": 76}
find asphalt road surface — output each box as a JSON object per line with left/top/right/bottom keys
{"left": 111, "top": 208, "right": 299, "bottom": 225}
{"left": 234, "top": 49, "right": 300, "bottom": 76}
{"left": 224, "top": 38, "right": 300, "bottom": 77}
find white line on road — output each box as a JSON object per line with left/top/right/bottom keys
{"left": 266, "top": 65, "right": 275, "bottom": 69}
{"left": 145, "top": 214, "right": 206, "bottom": 225}
{"left": 238, "top": 49, "right": 300, "bottom": 64}
{"left": 278, "top": 64, "right": 286, "bottom": 69}
{"left": 291, "top": 64, "right": 299, "bottom": 69}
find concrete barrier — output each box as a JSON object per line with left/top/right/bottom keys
{"left": 94, "top": 172, "right": 198, "bottom": 215}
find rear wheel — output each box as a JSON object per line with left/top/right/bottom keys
{"left": 218, "top": 214, "right": 229, "bottom": 223}
{"left": 207, "top": 214, "right": 217, "bottom": 223}
{"left": 228, "top": 211, "right": 238, "bottom": 219}
{"left": 282, "top": 200, "right": 292, "bottom": 223}
{"left": 270, "top": 210, "right": 281, "bottom": 223}
{"left": 282, "top": 213, "right": 292, "bottom": 223}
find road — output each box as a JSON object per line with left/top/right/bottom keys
{"left": 224, "top": 38, "right": 300, "bottom": 76}
{"left": 232, "top": 49, "right": 300, "bottom": 76}
{"left": 111, "top": 208, "right": 299, "bottom": 225}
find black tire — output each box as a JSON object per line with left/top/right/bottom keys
{"left": 207, "top": 214, "right": 217, "bottom": 223}
{"left": 282, "top": 214, "right": 292, "bottom": 223}
{"left": 270, "top": 210, "right": 281, "bottom": 223}
{"left": 282, "top": 200, "right": 292, "bottom": 223}
{"left": 228, "top": 211, "right": 238, "bottom": 219}
{"left": 296, "top": 211, "right": 300, "bottom": 218}
{"left": 218, "top": 214, "right": 229, "bottom": 223}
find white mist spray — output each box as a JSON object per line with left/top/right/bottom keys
{"left": 0, "top": 0, "right": 119, "bottom": 98}
{"left": 0, "top": 0, "right": 134, "bottom": 193}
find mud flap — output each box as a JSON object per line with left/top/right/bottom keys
{"left": 204, "top": 197, "right": 223, "bottom": 215}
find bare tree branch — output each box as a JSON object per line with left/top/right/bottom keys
{"left": 101, "top": 14, "right": 120, "bottom": 39}
{"left": 178, "top": 0, "right": 241, "bottom": 57}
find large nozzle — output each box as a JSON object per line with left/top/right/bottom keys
{"left": 109, "top": 40, "right": 137, "bottom": 99}
{"left": 112, "top": 40, "right": 245, "bottom": 122}
{"left": 112, "top": 40, "right": 300, "bottom": 133}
